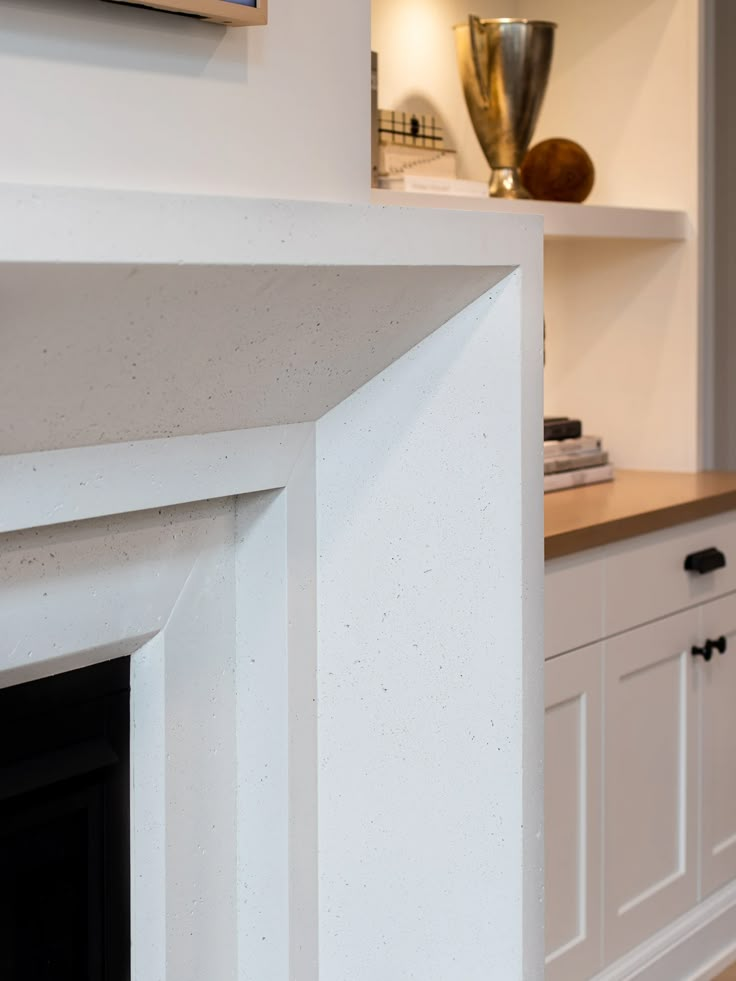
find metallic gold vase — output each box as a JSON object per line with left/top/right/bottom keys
{"left": 455, "top": 17, "right": 556, "bottom": 198}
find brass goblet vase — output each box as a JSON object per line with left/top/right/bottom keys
{"left": 455, "top": 17, "right": 556, "bottom": 198}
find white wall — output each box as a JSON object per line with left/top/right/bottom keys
{"left": 524, "top": 0, "right": 699, "bottom": 211}
{"left": 0, "top": 0, "right": 369, "bottom": 201}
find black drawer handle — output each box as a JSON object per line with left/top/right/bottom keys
{"left": 691, "top": 636, "right": 728, "bottom": 662}
{"left": 684, "top": 547, "right": 726, "bottom": 575}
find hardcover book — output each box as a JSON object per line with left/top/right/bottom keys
{"left": 544, "top": 435, "right": 603, "bottom": 458}
{"left": 544, "top": 417, "right": 583, "bottom": 441}
{"left": 544, "top": 463, "right": 614, "bottom": 494}
{"left": 544, "top": 450, "right": 609, "bottom": 475}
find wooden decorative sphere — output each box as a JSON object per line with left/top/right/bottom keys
{"left": 521, "top": 139, "right": 595, "bottom": 203}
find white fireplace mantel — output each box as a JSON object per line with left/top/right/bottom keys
{"left": 0, "top": 184, "right": 544, "bottom": 981}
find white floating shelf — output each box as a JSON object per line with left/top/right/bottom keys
{"left": 371, "top": 189, "right": 689, "bottom": 242}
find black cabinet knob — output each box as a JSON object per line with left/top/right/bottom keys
{"left": 692, "top": 643, "right": 713, "bottom": 662}
{"left": 708, "top": 635, "right": 728, "bottom": 655}
{"left": 684, "top": 547, "right": 726, "bottom": 575}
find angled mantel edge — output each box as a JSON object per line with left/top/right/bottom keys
{"left": 0, "top": 185, "right": 536, "bottom": 455}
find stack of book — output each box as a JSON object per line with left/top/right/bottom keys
{"left": 544, "top": 417, "right": 614, "bottom": 493}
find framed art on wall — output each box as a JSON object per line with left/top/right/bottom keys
{"left": 106, "top": 0, "right": 267, "bottom": 26}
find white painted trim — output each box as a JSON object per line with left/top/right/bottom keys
{"left": 591, "top": 880, "right": 736, "bottom": 981}
{"left": 0, "top": 424, "right": 310, "bottom": 534}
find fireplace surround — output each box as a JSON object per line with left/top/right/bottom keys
{"left": 0, "top": 185, "right": 543, "bottom": 980}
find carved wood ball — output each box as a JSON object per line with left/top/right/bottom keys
{"left": 521, "top": 139, "right": 595, "bottom": 203}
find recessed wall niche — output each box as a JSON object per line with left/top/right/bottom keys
{"left": 372, "top": 0, "right": 702, "bottom": 472}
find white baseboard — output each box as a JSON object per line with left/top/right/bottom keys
{"left": 590, "top": 880, "right": 736, "bottom": 981}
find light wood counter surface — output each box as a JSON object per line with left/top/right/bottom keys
{"left": 545, "top": 470, "right": 736, "bottom": 560}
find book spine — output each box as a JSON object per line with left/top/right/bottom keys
{"left": 544, "top": 464, "right": 615, "bottom": 494}
{"left": 544, "top": 419, "right": 582, "bottom": 441}
{"left": 544, "top": 451, "right": 609, "bottom": 475}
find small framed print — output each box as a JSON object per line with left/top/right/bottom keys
{"left": 107, "top": 0, "right": 267, "bottom": 26}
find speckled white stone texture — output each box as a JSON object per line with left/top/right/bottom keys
{"left": 316, "top": 271, "right": 542, "bottom": 981}
{"left": 0, "top": 189, "right": 543, "bottom": 980}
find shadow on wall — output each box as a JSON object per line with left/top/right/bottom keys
{"left": 384, "top": 91, "right": 456, "bottom": 157}
{"left": 0, "top": 0, "right": 249, "bottom": 80}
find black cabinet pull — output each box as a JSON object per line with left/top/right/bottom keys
{"left": 692, "top": 643, "right": 713, "bottom": 662}
{"left": 684, "top": 547, "right": 726, "bottom": 575}
{"left": 691, "top": 636, "right": 727, "bottom": 662}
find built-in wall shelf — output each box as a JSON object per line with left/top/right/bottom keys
{"left": 371, "top": 190, "right": 689, "bottom": 242}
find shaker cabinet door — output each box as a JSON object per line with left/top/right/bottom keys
{"left": 603, "top": 610, "right": 698, "bottom": 964}
{"left": 545, "top": 644, "right": 602, "bottom": 981}
{"left": 700, "top": 591, "right": 736, "bottom": 898}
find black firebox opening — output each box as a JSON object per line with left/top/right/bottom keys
{"left": 0, "top": 658, "right": 131, "bottom": 981}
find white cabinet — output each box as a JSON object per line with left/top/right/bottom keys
{"left": 545, "top": 511, "right": 736, "bottom": 979}
{"left": 545, "top": 644, "right": 602, "bottom": 981}
{"left": 603, "top": 611, "right": 698, "bottom": 963}
{"left": 700, "top": 595, "right": 736, "bottom": 898}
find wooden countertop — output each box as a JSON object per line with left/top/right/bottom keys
{"left": 545, "top": 470, "right": 736, "bottom": 560}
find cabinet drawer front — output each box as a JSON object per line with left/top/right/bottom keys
{"left": 545, "top": 554, "right": 604, "bottom": 658}
{"left": 606, "top": 515, "right": 736, "bottom": 636}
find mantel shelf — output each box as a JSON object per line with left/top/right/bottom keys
{"left": 0, "top": 182, "right": 542, "bottom": 267}
{"left": 0, "top": 183, "right": 540, "bottom": 455}
{"left": 371, "top": 189, "right": 689, "bottom": 242}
